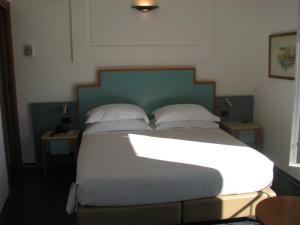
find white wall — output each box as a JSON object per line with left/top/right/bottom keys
{"left": 11, "top": 0, "right": 300, "bottom": 181}
{"left": 0, "top": 110, "right": 9, "bottom": 213}
{"left": 254, "top": 0, "right": 300, "bottom": 181}
{"left": 11, "top": 0, "right": 258, "bottom": 163}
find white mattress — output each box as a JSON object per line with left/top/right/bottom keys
{"left": 67, "top": 128, "right": 273, "bottom": 212}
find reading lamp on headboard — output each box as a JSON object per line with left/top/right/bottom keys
{"left": 224, "top": 97, "right": 233, "bottom": 109}
{"left": 59, "top": 104, "right": 71, "bottom": 132}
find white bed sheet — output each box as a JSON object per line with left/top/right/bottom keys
{"left": 68, "top": 128, "right": 273, "bottom": 212}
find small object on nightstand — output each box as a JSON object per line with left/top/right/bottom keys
{"left": 41, "top": 130, "right": 80, "bottom": 179}
{"left": 241, "top": 120, "right": 249, "bottom": 124}
{"left": 221, "top": 122, "right": 262, "bottom": 151}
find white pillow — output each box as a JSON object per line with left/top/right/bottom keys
{"left": 86, "top": 104, "right": 150, "bottom": 124}
{"left": 83, "top": 120, "right": 152, "bottom": 135}
{"left": 152, "top": 104, "right": 220, "bottom": 125}
{"left": 155, "top": 120, "right": 219, "bottom": 131}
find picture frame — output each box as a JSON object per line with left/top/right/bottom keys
{"left": 269, "top": 32, "right": 297, "bottom": 80}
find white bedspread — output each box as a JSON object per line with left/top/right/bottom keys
{"left": 67, "top": 129, "right": 273, "bottom": 213}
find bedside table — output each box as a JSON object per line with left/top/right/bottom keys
{"left": 221, "top": 122, "right": 262, "bottom": 151}
{"left": 41, "top": 130, "right": 80, "bottom": 178}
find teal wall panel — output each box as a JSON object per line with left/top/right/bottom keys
{"left": 216, "top": 96, "right": 254, "bottom": 122}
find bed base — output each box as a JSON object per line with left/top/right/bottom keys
{"left": 77, "top": 187, "right": 275, "bottom": 225}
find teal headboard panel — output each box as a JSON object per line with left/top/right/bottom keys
{"left": 77, "top": 68, "right": 216, "bottom": 129}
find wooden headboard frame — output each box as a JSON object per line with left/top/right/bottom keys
{"left": 76, "top": 67, "right": 216, "bottom": 129}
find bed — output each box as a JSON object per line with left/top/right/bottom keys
{"left": 68, "top": 67, "right": 276, "bottom": 225}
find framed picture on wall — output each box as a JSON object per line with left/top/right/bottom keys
{"left": 269, "top": 32, "right": 297, "bottom": 80}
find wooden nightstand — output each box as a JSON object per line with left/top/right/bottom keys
{"left": 41, "top": 130, "right": 80, "bottom": 178}
{"left": 221, "top": 122, "right": 263, "bottom": 151}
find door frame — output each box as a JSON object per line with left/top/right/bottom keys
{"left": 0, "top": 0, "right": 23, "bottom": 169}
{"left": 0, "top": 0, "right": 8, "bottom": 10}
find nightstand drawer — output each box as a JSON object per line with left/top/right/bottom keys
{"left": 221, "top": 122, "right": 262, "bottom": 151}
{"left": 49, "top": 140, "right": 70, "bottom": 155}
{"left": 41, "top": 130, "right": 80, "bottom": 179}
{"left": 239, "top": 130, "right": 255, "bottom": 144}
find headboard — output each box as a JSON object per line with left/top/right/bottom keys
{"left": 76, "top": 67, "right": 216, "bottom": 129}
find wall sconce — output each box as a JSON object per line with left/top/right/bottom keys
{"left": 220, "top": 97, "right": 233, "bottom": 120}
{"left": 224, "top": 98, "right": 233, "bottom": 109}
{"left": 61, "top": 104, "right": 71, "bottom": 132}
{"left": 131, "top": 0, "right": 159, "bottom": 12}
{"left": 62, "top": 104, "right": 69, "bottom": 115}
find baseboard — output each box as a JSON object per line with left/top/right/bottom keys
{"left": 0, "top": 197, "right": 9, "bottom": 225}
{"left": 273, "top": 167, "right": 300, "bottom": 196}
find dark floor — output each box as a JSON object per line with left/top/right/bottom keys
{"left": 2, "top": 167, "right": 76, "bottom": 225}
{"left": 1, "top": 167, "right": 300, "bottom": 225}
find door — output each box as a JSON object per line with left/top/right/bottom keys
{"left": 0, "top": 0, "right": 23, "bottom": 169}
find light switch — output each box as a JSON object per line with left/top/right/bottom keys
{"left": 24, "top": 45, "right": 34, "bottom": 57}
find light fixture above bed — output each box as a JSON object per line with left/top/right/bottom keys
{"left": 131, "top": 0, "right": 159, "bottom": 12}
